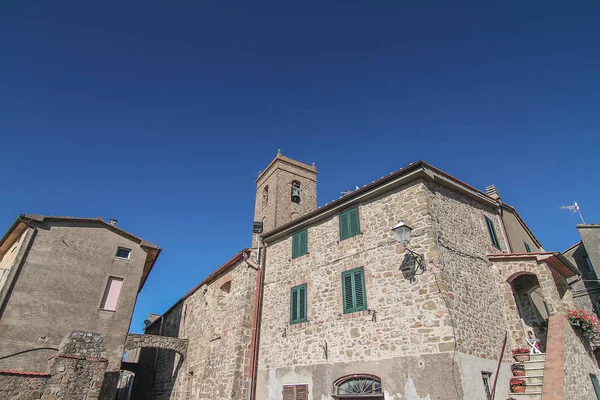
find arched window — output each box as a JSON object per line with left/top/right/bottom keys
{"left": 291, "top": 181, "right": 301, "bottom": 203}
{"left": 333, "top": 374, "right": 383, "bottom": 398}
{"left": 262, "top": 186, "right": 269, "bottom": 209}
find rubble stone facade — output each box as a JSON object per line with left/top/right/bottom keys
{"left": 133, "top": 253, "right": 257, "bottom": 400}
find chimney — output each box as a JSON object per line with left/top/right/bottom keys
{"left": 109, "top": 219, "right": 118, "bottom": 226}
{"left": 485, "top": 185, "right": 500, "bottom": 200}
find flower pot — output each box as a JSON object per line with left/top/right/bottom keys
{"left": 510, "top": 386, "right": 526, "bottom": 393}
{"left": 512, "top": 370, "right": 525, "bottom": 377}
{"left": 514, "top": 354, "right": 530, "bottom": 362}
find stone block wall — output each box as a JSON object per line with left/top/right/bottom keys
{"left": 563, "top": 317, "right": 600, "bottom": 399}
{"left": 138, "top": 258, "right": 256, "bottom": 400}
{"left": 257, "top": 181, "right": 461, "bottom": 399}
{"left": 428, "top": 182, "right": 512, "bottom": 360}
{"left": 0, "top": 330, "right": 109, "bottom": 400}
{"left": 0, "top": 371, "right": 49, "bottom": 400}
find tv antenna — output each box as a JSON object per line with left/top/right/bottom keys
{"left": 560, "top": 201, "right": 585, "bottom": 224}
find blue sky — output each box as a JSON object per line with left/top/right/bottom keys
{"left": 1, "top": 1, "right": 599, "bottom": 333}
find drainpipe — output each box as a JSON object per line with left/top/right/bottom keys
{"left": 248, "top": 239, "right": 267, "bottom": 400}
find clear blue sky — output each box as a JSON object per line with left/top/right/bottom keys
{"left": 1, "top": 1, "right": 598, "bottom": 333}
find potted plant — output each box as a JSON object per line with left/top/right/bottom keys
{"left": 512, "top": 348, "right": 530, "bottom": 362}
{"left": 511, "top": 363, "right": 525, "bottom": 377}
{"left": 509, "top": 378, "right": 526, "bottom": 393}
{"left": 567, "top": 309, "right": 600, "bottom": 341}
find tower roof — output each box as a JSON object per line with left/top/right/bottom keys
{"left": 256, "top": 151, "right": 317, "bottom": 183}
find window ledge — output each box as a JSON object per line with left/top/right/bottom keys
{"left": 289, "top": 321, "right": 309, "bottom": 330}
{"left": 99, "top": 308, "right": 116, "bottom": 313}
{"left": 338, "top": 232, "right": 364, "bottom": 245}
{"left": 341, "top": 310, "right": 368, "bottom": 320}
{"left": 291, "top": 252, "right": 310, "bottom": 262}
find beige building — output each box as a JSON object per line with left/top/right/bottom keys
{"left": 0, "top": 214, "right": 160, "bottom": 398}
{"left": 135, "top": 154, "right": 600, "bottom": 400}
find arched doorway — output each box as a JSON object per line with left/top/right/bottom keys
{"left": 332, "top": 374, "right": 384, "bottom": 399}
{"left": 509, "top": 273, "right": 549, "bottom": 351}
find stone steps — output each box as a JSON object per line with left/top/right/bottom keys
{"left": 510, "top": 392, "right": 542, "bottom": 400}
{"left": 509, "top": 353, "right": 545, "bottom": 399}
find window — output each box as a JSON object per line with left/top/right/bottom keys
{"left": 291, "top": 181, "right": 301, "bottom": 203}
{"left": 590, "top": 374, "right": 600, "bottom": 400}
{"left": 290, "top": 284, "right": 307, "bottom": 325}
{"left": 342, "top": 267, "right": 367, "bottom": 314}
{"left": 484, "top": 216, "right": 500, "bottom": 250}
{"left": 292, "top": 230, "right": 308, "bottom": 259}
{"left": 524, "top": 241, "right": 531, "bottom": 252}
{"left": 100, "top": 276, "right": 124, "bottom": 311}
{"left": 115, "top": 247, "right": 131, "bottom": 260}
{"left": 333, "top": 375, "right": 383, "bottom": 397}
{"left": 262, "top": 186, "right": 269, "bottom": 209}
{"left": 481, "top": 372, "right": 492, "bottom": 400}
{"left": 585, "top": 256, "right": 594, "bottom": 273}
{"left": 282, "top": 384, "right": 308, "bottom": 400}
{"left": 339, "top": 207, "right": 360, "bottom": 241}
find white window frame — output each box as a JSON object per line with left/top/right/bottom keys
{"left": 115, "top": 247, "right": 132, "bottom": 260}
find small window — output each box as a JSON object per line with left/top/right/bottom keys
{"left": 291, "top": 181, "right": 301, "bottom": 203}
{"left": 100, "top": 276, "right": 124, "bottom": 311}
{"left": 590, "top": 373, "right": 600, "bottom": 400}
{"left": 339, "top": 207, "right": 360, "bottom": 241}
{"left": 585, "top": 256, "right": 594, "bottom": 273}
{"left": 342, "top": 267, "right": 367, "bottom": 314}
{"left": 481, "top": 372, "right": 492, "bottom": 400}
{"left": 484, "top": 216, "right": 500, "bottom": 250}
{"left": 524, "top": 241, "right": 531, "bottom": 253}
{"left": 292, "top": 230, "right": 308, "bottom": 259}
{"left": 290, "top": 284, "right": 307, "bottom": 325}
{"left": 333, "top": 374, "right": 383, "bottom": 397}
{"left": 115, "top": 247, "right": 131, "bottom": 260}
{"left": 283, "top": 384, "right": 308, "bottom": 400}
{"left": 262, "top": 186, "right": 269, "bottom": 209}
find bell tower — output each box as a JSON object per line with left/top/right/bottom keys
{"left": 252, "top": 150, "right": 318, "bottom": 246}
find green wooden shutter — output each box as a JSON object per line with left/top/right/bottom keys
{"left": 300, "top": 230, "right": 308, "bottom": 257}
{"left": 290, "top": 284, "right": 307, "bottom": 324}
{"left": 524, "top": 241, "right": 531, "bottom": 252}
{"left": 353, "top": 268, "right": 366, "bottom": 311}
{"left": 340, "top": 207, "right": 360, "bottom": 240}
{"left": 342, "top": 267, "right": 367, "bottom": 314}
{"left": 342, "top": 270, "right": 354, "bottom": 313}
{"left": 590, "top": 374, "right": 600, "bottom": 400}
{"left": 485, "top": 216, "right": 500, "bottom": 249}
{"left": 299, "top": 285, "right": 306, "bottom": 321}
{"left": 339, "top": 212, "right": 350, "bottom": 240}
{"left": 349, "top": 208, "right": 360, "bottom": 237}
{"left": 290, "top": 287, "right": 298, "bottom": 323}
{"left": 292, "top": 230, "right": 308, "bottom": 259}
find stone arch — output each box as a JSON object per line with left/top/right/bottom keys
{"left": 124, "top": 334, "right": 188, "bottom": 358}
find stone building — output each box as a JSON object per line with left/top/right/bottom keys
{"left": 136, "top": 154, "right": 600, "bottom": 400}
{"left": 0, "top": 214, "right": 161, "bottom": 398}
{"left": 563, "top": 224, "right": 600, "bottom": 317}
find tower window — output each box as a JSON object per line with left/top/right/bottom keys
{"left": 262, "top": 185, "right": 269, "bottom": 209}
{"left": 291, "top": 181, "right": 301, "bottom": 203}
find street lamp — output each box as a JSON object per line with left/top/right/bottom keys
{"left": 392, "top": 221, "right": 425, "bottom": 280}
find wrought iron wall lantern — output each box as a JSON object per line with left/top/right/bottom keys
{"left": 392, "top": 221, "right": 426, "bottom": 281}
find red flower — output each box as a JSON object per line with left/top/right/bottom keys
{"left": 512, "top": 348, "right": 529, "bottom": 355}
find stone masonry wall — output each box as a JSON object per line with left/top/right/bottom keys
{"left": 257, "top": 181, "right": 459, "bottom": 399}
{"left": 0, "top": 372, "right": 49, "bottom": 400}
{"left": 140, "top": 258, "right": 256, "bottom": 400}
{"left": 563, "top": 317, "right": 600, "bottom": 400}
{"left": 0, "top": 331, "right": 109, "bottom": 400}
{"left": 427, "top": 182, "right": 512, "bottom": 360}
